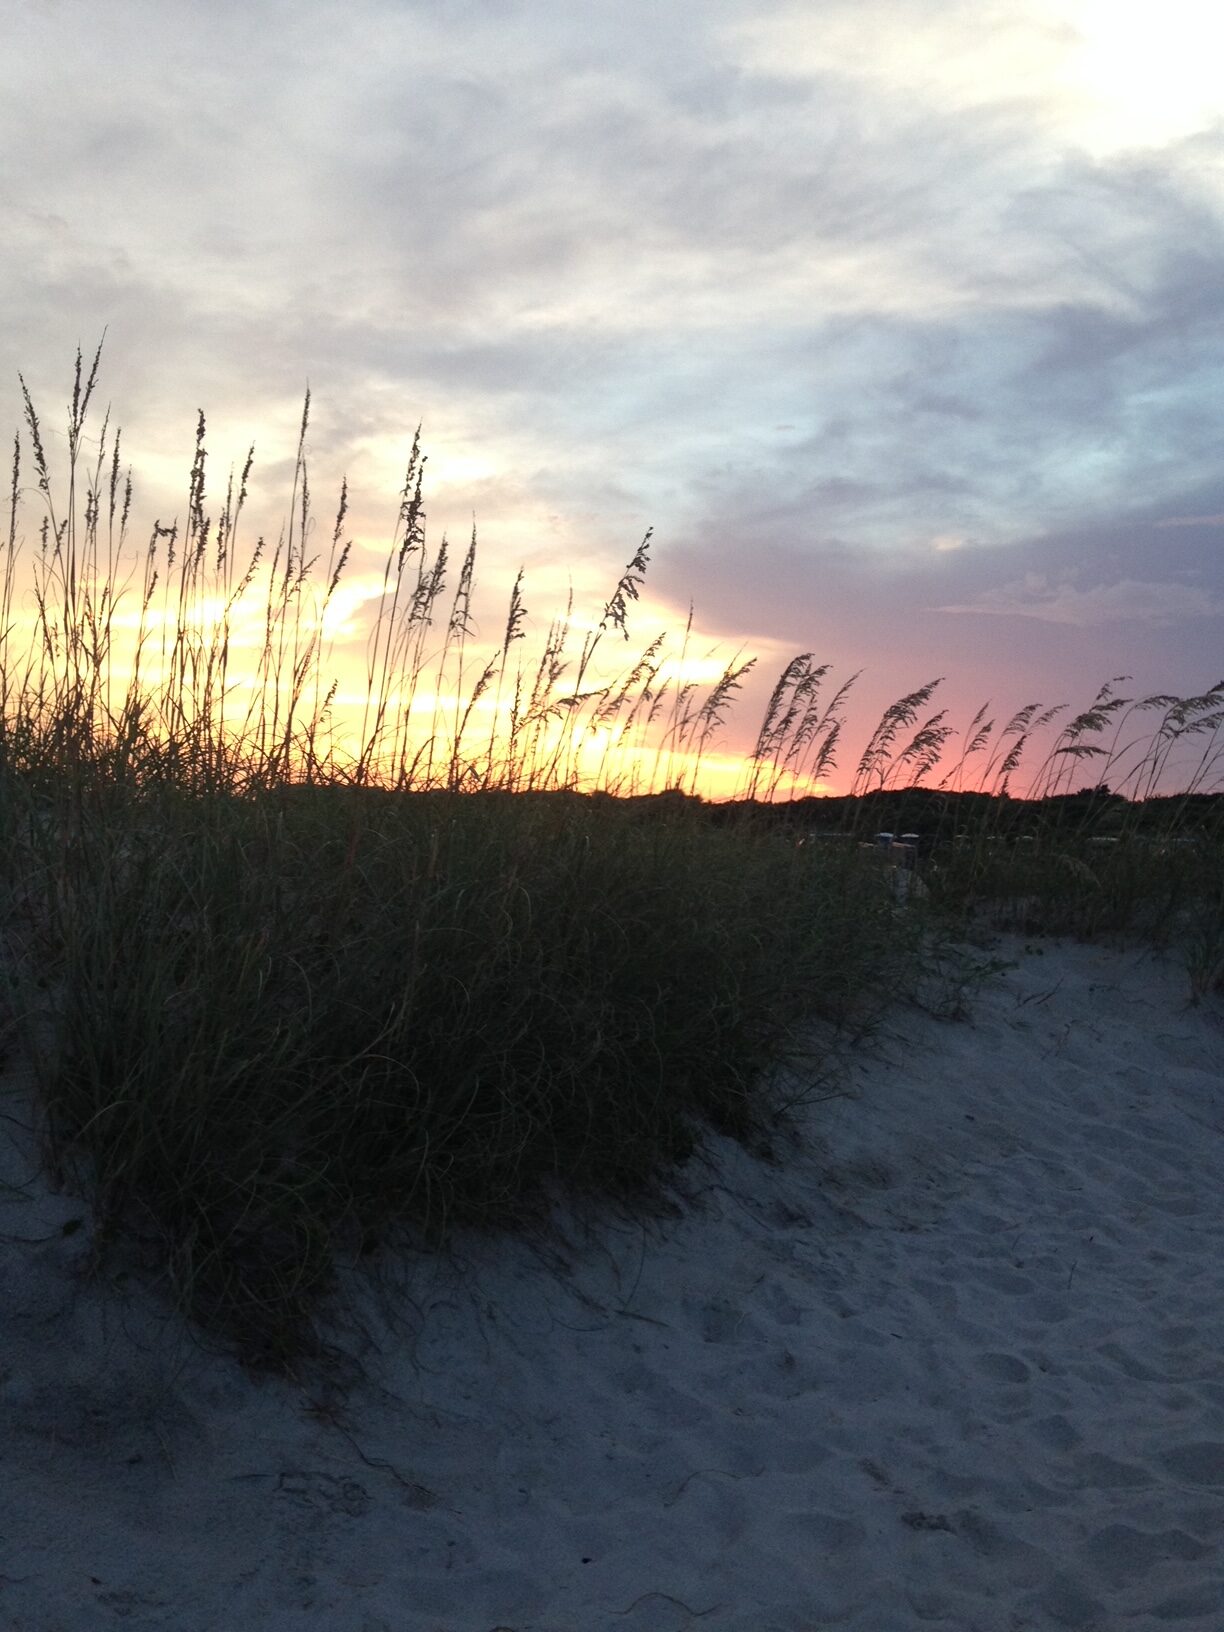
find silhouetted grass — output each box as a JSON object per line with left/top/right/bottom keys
{"left": 1, "top": 348, "right": 1220, "bottom": 1364}
{"left": 9, "top": 780, "right": 921, "bottom": 1362}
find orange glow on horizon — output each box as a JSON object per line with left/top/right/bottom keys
{"left": 7, "top": 500, "right": 1219, "bottom": 804}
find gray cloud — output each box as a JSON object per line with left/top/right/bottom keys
{"left": 938, "top": 576, "right": 1224, "bottom": 627}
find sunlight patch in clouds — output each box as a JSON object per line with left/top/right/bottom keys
{"left": 725, "top": 1, "right": 1224, "bottom": 160}
{"left": 1067, "top": 0, "right": 1224, "bottom": 155}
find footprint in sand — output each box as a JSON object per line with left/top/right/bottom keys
{"left": 975, "top": 1351, "right": 1030, "bottom": 1384}
{"left": 1163, "top": 1442, "right": 1224, "bottom": 1486}
{"left": 1083, "top": 1522, "right": 1207, "bottom": 1585}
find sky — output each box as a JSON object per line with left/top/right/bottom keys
{"left": 3, "top": 0, "right": 1223, "bottom": 796}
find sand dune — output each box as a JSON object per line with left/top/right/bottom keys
{"left": 3, "top": 935, "right": 1222, "bottom": 1631}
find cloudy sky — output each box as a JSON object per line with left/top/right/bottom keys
{"left": 3, "top": 0, "right": 1223, "bottom": 793}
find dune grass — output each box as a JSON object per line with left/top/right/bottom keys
{"left": 1, "top": 348, "right": 1221, "bottom": 1364}
{"left": 9, "top": 780, "right": 920, "bottom": 1362}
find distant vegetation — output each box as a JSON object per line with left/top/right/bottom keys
{"left": 1, "top": 345, "right": 1220, "bottom": 1367}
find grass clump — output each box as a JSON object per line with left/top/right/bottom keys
{"left": 2, "top": 347, "right": 1220, "bottom": 1364}
{"left": 0, "top": 352, "right": 920, "bottom": 1362}
{"left": 9, "top": 779, "right": 910, "bottom": 1364}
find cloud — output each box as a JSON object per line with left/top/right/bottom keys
{"left": 1156, "top": 513, "right": 1224, "bottom": 529}
{"left": 938, "top": 574, "right": 1224, "bottom": 627}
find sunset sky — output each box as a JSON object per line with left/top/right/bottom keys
{"left": 3, "top": 0, "right": 1223, "bottom": 795}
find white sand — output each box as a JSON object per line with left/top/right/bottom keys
{"left": 3, "top": 935, "right": 1223, "bottom": 1631}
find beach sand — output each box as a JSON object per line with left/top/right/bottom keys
{"left": 2, "top": 934, "right": 1222, "bottom": 1631}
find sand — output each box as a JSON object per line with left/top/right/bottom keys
{"left": 2, "top": 934, "right": 1222, "bottom": 1631}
